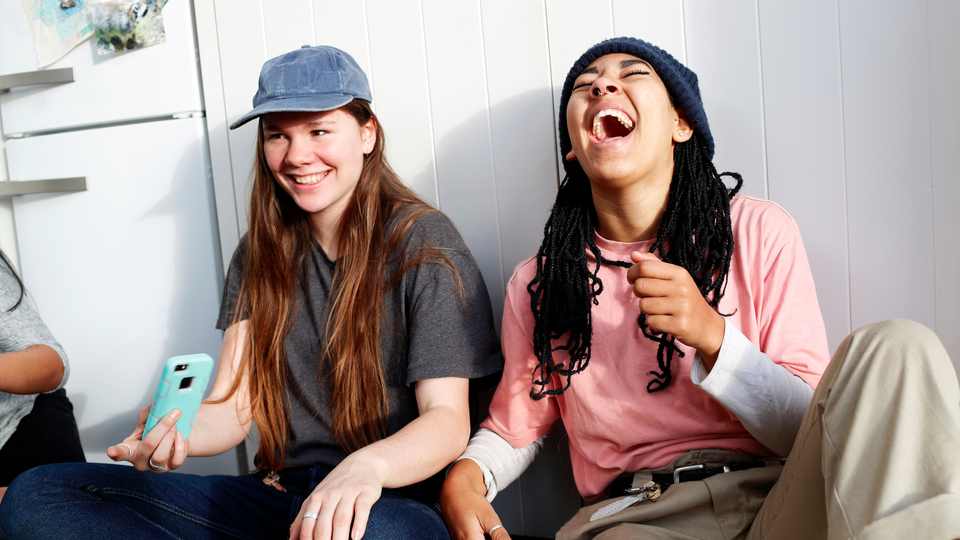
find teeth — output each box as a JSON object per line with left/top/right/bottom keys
{"left": 592, "top": 109, "right": 634, "bottom": 140}
{"left": 294, "top": 171, "right": 329, "bottom": 184}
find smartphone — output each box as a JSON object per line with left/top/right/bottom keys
{"left": 144, "top": 354, "right": 214, "bottom": 440}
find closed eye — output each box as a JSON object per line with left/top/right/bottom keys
{"left": 623, "top": 69, "right": 650, "bottom": 78}
{"left": 572, "top": 79, "right": 594, "bottom": 91}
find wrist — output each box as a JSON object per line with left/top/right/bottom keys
{"left": 448, "top": 458, "right": 487, "bottom": 496}
{"left": 696, "top": 313, "right": 725, "bottom": 370}
{"left": 344, "top": 449, "right": 391, "bottom": 486}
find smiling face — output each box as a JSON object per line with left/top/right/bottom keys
{"left": 565, "top": 53, "right": 692, "bottom": 193}
{"left": 261, "top": 108, "right": 376, "bottom": 235}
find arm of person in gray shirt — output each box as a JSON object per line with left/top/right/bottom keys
{"left": 0, "top": 260, "right": 68, "bottom": 393}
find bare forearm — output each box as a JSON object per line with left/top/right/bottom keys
{"left": 184, "top": 398, "right": 252, "bottom": 457}
{"left": 186, "top": 322, "right": 253, "bottom": 457}
{"left": 351, "top": 403, "right": 470, "bottom": 489}
{"left": 0, "top": 344, "right": 64, "bottom": 394}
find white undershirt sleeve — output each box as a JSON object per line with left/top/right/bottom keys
{"left": 691, "top": 318, "right": 813, "bottom": 457}
{"left": 456, "top": 427, "right": 545, "bottom": 502}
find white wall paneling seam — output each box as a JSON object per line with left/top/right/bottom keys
{"left": 756, "top": 0, "right": 851, "bottom": 350}
{"left": 194, "top": 0, "right": 241, "bottom": 271}
{"left": 927, "top": 0, "right": 960, "bottom": 368}
{"left": 474, "top": 0, "right": 507, "bottom": 303}
{"left": 416, "top": 0, "right": 442, "bottom": 210}
{"left": 751, "top": 0, "right": 771, "bottom": 200}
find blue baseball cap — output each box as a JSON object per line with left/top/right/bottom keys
{"left": 229, "top": 45, "right": 372, "bottom": 130}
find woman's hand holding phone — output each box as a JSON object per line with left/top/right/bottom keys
{"left": 106, "top": 354, "right": 211, "bottom": 471}
{"left": 106, "top": 405, "right": 190, "bottom": 472}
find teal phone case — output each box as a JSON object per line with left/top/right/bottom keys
{"left": 144, "top": 354, "right": 213, "bottom": 440}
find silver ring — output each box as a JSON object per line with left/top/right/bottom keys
{"left": 148, "top": 459, "right": 165, "bottom": 472}
{"left": 118, "top": 442, "right": 133, "bottom": 461}
{"left": 489, "top": 524, "right": 504, "bottom": 535}
{"left": 303, "top": 512, "right": 319, "bottom": 520}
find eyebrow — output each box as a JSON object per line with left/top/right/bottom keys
{"left": 621, "top": 59, "right": 652, "bottom": 70}
{"left": 578, "top": 58, "right": 653, "bottom": 77}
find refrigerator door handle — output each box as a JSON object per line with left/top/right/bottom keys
{"left": 0, "top": 67, "right": 75, "bottom": 93}
{"left": 0, "top": 177, "right": 87, "bottom": 198}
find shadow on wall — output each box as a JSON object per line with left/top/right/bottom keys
{"left": 73, "top": 140, "right": 236, "bottom": 476}
{"left": 408, "top": 88, "right": 560, "bottom": 337}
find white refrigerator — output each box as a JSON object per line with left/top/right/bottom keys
{"left": 0, "top": 1, "right": 240, "bottom": 475}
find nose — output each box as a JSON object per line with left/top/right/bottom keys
{"left": 284, "top": 136, "right": 315, "bottom": 166}
{"left": 591, "top": 77, "right": 619, "bottom": 97}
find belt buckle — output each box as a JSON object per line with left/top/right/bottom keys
{"left": 672, "top": 463, "right": 731, "bottom": 483}
{"left": 673, "top": 463, "right": 703, "bottom": 484}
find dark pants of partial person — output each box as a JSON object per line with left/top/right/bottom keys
{"left": 0, "top": 388, "right": 85, "bottom": 486}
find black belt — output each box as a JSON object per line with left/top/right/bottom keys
{"left": 609, "top": 461, "right": 768, "bottom": 496}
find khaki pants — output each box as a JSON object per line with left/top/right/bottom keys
{"left": 558, "top": 320, "right": 960, "bottom": 540}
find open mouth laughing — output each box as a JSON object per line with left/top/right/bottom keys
{"left": 592, "top": 109, "right": 635, "bottom": 141}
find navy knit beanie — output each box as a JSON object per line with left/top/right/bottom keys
{"left": 558, "top": 36, "right": 714, "bottom": 177}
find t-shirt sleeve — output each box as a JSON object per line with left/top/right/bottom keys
{"left": 0, "top": 260, "right": 69, "bottom": 390}
{"left": 480, "top": 258, "right": 561, "bottom": 448}
{"left": 401, "top": 213, "right": 503, "bottom": 384}
{"left": 216, "top": 236, "right": 248, "bottom": 330}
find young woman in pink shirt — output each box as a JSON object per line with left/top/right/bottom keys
{"left": 441, "top": 37, "right": 960, "bottom": 540}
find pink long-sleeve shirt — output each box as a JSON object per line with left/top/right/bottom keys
{"left": 482, "top": 196, "right": 830, "bottom": 500}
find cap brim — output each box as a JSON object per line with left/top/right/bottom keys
{"left": 228, "top": 95, "right": 356, "bottom": 130}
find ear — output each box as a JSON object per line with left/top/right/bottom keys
{"left": 565, "top": 149, "right": 577, "bottom": 161}
{"left": 361, "top": 117, "right": 377, "bottom": 155}
{"left": 672, "top": 108, "right": 693, "bottom": 143}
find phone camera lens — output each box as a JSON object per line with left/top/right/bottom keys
{"left": 175, "top": 364, "right": 188, "bottom": 372}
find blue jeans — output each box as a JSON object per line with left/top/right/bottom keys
{"left": 0, "top": 462, "right": 450, "bottom": 540}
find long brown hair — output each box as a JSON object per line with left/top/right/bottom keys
{"left": 229, "top": 100, "right": 457, "bottom": 469}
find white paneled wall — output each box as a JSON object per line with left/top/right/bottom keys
{"left": 841, "top": 0, "right": 938, "bottom": 332}
{"left": 686, "top": 0, "right": 769, "bottom": 200}
{"left": 193, "top": 0, "right": 960, "bottom": 536}
{"left": 759, "top": 0, "right": 850, "bottom": 348}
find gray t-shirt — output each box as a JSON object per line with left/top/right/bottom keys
{"left": 0, "top": 259, "right": 69, "bottom": 450}
{"left": 217, "top": 210, "right": 503, "bottom": 473}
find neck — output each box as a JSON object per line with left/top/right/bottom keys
{"left": 310, "top": 213, "right": 341, "bottom": 260}
{"left": 591, "top": 176, "right": 671, "bottom": 243}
